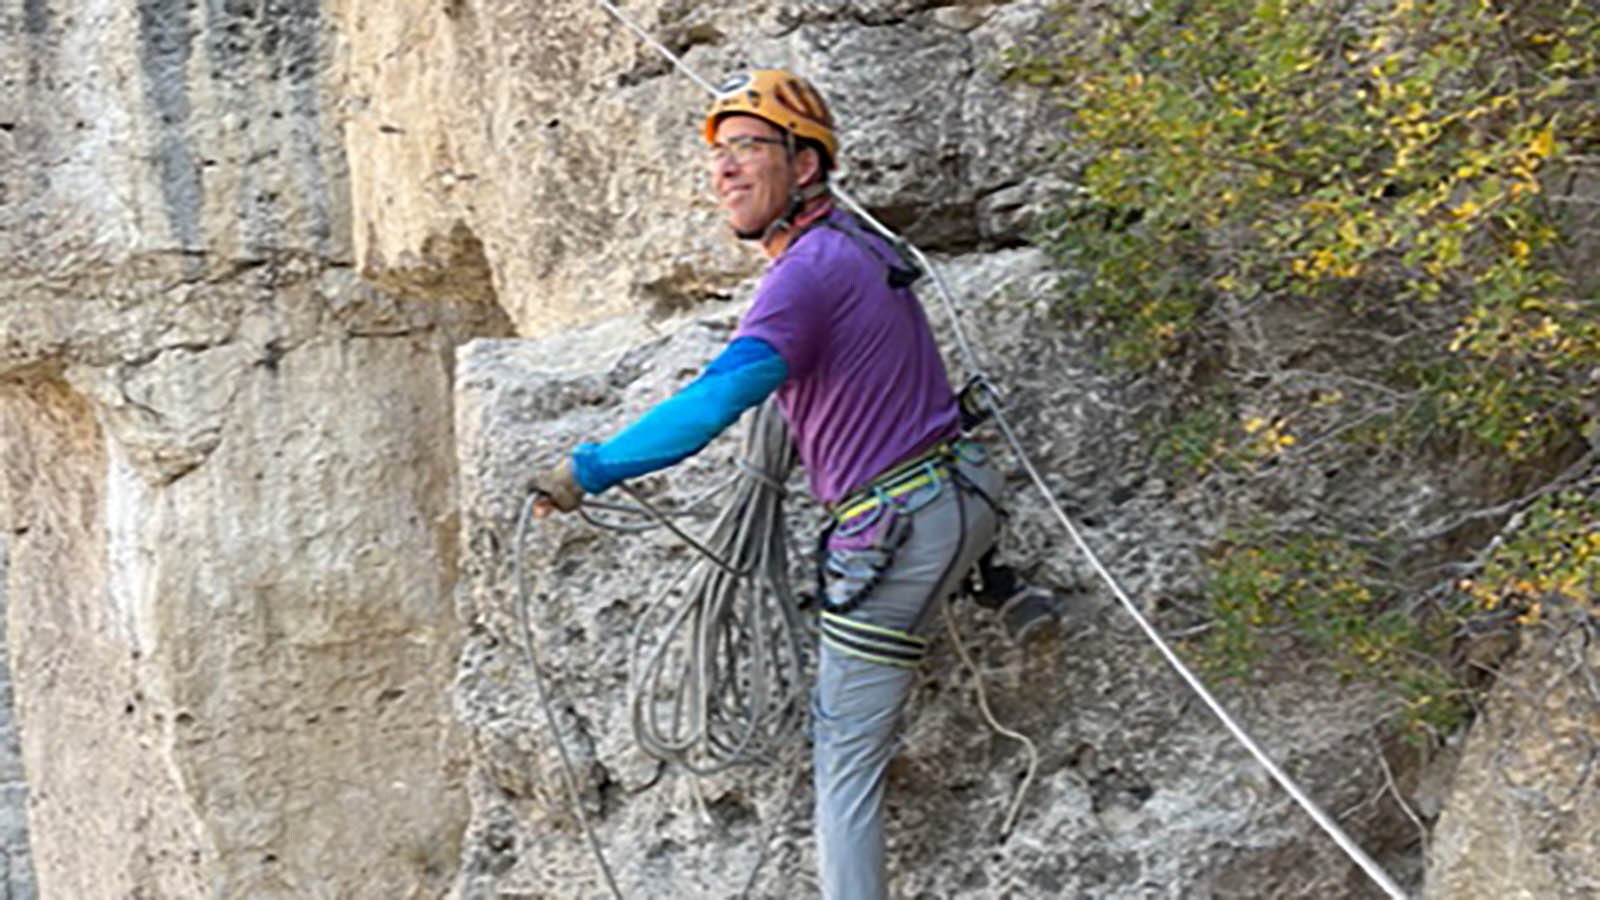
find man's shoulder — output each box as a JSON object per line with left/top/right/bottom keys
{"left": 762, "top": 231, "right": 837, "bottom": 287}
{"left": 775, "top": 218, "right": 877, "bottom": 281}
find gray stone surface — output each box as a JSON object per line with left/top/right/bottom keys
{"left": 0, "top": 0, "right": 348, "bottom": 273}
{"left": 0, "top": 536, "right": 37, "bottom": 900}
{"left": 0, "top": 268, "right": 507, "bottom": 898}
{"left": 451, "top": 250, "right": 1422, "bottom": 898}
{"left": 1426, "top": 621, "right": 1600, "bottom": 900}
{"left": 2, "top": 0, "right": 507, "bottom": 895}
{"left": 2, "top": 0, "right": 1591, "bottom": 896}
{"left": 337, "top": 0, "right": 1067, "bottom": 336}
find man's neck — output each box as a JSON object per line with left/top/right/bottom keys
{"left": 761, "top": 194, "right": 835, "bottom": 259}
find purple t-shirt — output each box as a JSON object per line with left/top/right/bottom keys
{"left": 735, "top": 211, "right": 961, "bottom": 505}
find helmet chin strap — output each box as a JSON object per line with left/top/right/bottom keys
{"left": 734, "top": 132, "right": 830, "bottom": 244}
{"left": 755, "top": 181, "right": 830, "bottom": 244}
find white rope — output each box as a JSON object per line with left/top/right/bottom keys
{"left": 941, "top": 603, "right": 1039, "bottom": 839}
{"left": 584, "top": 2, "right": 1413, "bottom": 897}
{"left": 593, "top": 0, "right": 718, "bottom": 94}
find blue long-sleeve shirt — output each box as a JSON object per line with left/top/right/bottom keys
{"left": 571, "top": 336, "right": 788, "bottom": 494}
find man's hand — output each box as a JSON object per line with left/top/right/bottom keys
{"left": 528, "top": 458, "right": 584, "bottom": 517}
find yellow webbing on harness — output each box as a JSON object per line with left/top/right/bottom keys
{"left": 829, "top": 442, "right": 952, "bottom": 523}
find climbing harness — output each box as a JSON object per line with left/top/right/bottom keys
{"left": 511, "top": 4, "right": 1414, "bottom": 899}
{"left": 827, "top": 441, "right": 953, "bottom": 523}
{"left": 808, "top": 440, "right": 1008, "bottom": 672}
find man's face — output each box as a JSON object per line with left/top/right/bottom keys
{"left": 709, "top": 115, "right": 794, "bottom": 240}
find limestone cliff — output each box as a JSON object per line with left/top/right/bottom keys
{"left": 1426, "top": 624, "right": 1600, "bottom": 900}
{"left": 2, "top": 0, "right": 505, "bottom": 896}
{"left": 0, "top": 1, "right": 1593, "bottom": 898}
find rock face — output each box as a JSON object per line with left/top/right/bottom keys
{"left": 337, "top": 0, "right": 1064, "bottom": 336}
{"left": 1, "top": 0, "right": 1593, "bottom": 898}
{"left": 450, "top": 250, "right": 1421, "bottom": 899}
{"left": 1426, "top": 622, "right": 1600, "bottom": 900}
{"left": 0, "top": 274, "right": 502, "bottom": 897}
{"left": 0, "top": 537, "right": 38, "bottom": 898}
{"left": 2, "top": 1, "right": 506, "bottom": 897}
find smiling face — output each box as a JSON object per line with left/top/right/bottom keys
{"left": 709, "top": 115, "right": 804, "bottom": 242}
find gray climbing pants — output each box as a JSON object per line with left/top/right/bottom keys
{"left": 812, "top": 446, "right": 1003, "bottom": 900}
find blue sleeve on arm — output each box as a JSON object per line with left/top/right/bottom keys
{"left": 571, "top": 337, "right": 788, "bottom": 494}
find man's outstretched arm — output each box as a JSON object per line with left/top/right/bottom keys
{"left": 531, "top": 337, "right": 788, "bottom": 510}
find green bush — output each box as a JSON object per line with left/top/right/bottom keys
{"left": 1018, "top": 0, "right": 1598, "bottom": 734}
{"left": 1023, "top": 0, "right": 1596, "bottom": 453}
{"left": 1201, "top": 532, "right": 1468, "bottom": 734}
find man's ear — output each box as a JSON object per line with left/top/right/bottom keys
{"left": 793, "top": 145, "right": 824, "bottom": 189}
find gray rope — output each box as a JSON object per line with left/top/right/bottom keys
{"left": 624, "top": 399, "right": 810, "bottom": 774}
{"left": 510, "top": 401, "right": 805, "bottom": 900}
{"left": 514, "top": 494, "right": 626, "bottom": 900}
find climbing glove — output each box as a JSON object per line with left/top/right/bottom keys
{"left": 528, "top": 458, "right": 584, "bottom": 512}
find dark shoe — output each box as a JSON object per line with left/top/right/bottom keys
{"left": 998, "top": 585, "right": 1062, "bottom": 645}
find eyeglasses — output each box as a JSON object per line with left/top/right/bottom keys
{"left": 707, "top": 135, "right": 786, "bottom": 166}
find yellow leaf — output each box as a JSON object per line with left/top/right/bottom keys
{"left": 1529, "top": 127, "right": 1555, "bottom": 159}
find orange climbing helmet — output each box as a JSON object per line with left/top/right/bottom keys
{"left": 703, "top": 69, "right": 839, "bottom": 164}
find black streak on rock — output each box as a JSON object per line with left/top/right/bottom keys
{"left": 138, "top": 0, "right": 204, "bottom": 251}
{"left": 275, "top": 0, "right": 332, "bottom": 248}
{"left": 23, "top": 0, "right": 49, "bottom": 35}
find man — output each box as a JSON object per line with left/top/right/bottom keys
{"left": 530, "top": 69, "right": 1005, "bottom": 899}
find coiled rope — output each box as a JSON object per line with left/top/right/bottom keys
{"left": 515, "top": 399, "right": 811, "bottom": 900}
{"left": 623, "top": 399, "right": 808, "bottom": 774}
